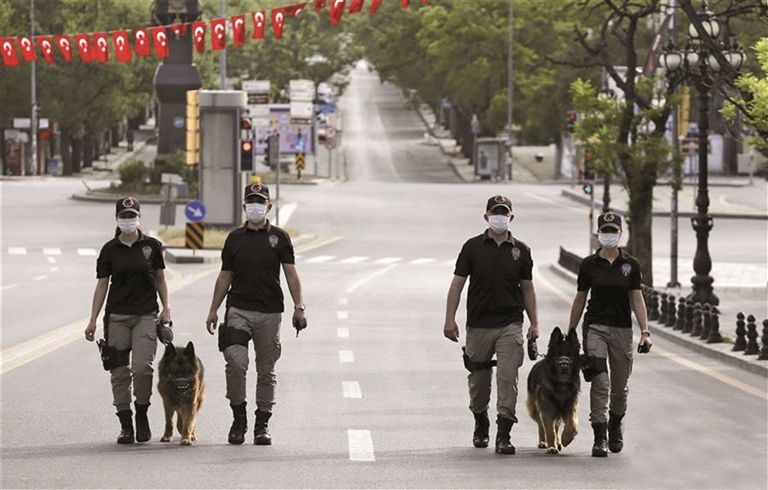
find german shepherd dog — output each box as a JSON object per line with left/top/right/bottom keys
{"left": 157, "top": 341, "right": 205, "bottom": 445}
{"left": 525, "top": 327, "right": 581, "bottom": 454}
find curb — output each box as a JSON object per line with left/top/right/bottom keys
{"left": 162, "top": 233, "right": 319, "bottom": 265}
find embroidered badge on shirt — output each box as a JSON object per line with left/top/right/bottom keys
{"left": 142, "top": 245, "right": 152, "bottom": 260}
{"left": 511, "top": 247, "right": 521, "bottom": 261}
{"left": 269, "top": 235, "right": 279, "bottom": 248}
{"left": 621, "top": 263, "right": 632, "bottom": 277}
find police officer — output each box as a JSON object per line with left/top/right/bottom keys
{"left": 444, "top": 195, "right": 539, "bottom": 455}
{"left": 205, "top": 183, "right": 308, "bottom": 446}
{"left": 84, "top": 197, "right": 171, "bottom": 444}
{"left": 567, "top": 211, "right": 652, "bottom": 457}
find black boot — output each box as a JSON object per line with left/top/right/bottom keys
{"left": 228, "top": 402, "right": 247, "bottom": 445}
{"left": 254, "top": 409, "right": 272, "bottom": 445}
{"left": 116, "top": 410, "right": 134, "bottom": 444}
{"left": 608, "top": 412, "right": 625, "bottom": 453}
{"left": 494, "top": 416, "right": 516, "bottom": 455}
{"left": 134, "top": 403, "right": 151, "bottom": 443}
{"left": 472, "top": 411, "right": 490, "bottom": 448}
{"left": 591, "top": 422, "right": 608, "bottom": 457}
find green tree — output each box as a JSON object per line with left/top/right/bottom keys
{"left": 722, "top": 37, "right": 768, "bottom": 154}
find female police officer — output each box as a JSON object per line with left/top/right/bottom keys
{"left": 567, "top": 211, "right": 652, "bottom": 457}
{"left": 84, "top": 197, "right": 171, "bottom": 444}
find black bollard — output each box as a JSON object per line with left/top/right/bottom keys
{"left": 648, "top": 290, "right": 660, "bottom": 322}
{"left": 683, "top": 300, "right": 694, "bottom": 334}
{"left": 691, "top": 303, "right": 703, "bottom": 337}
{"left": 665, "top": 295, "right": 677, "bottom": 328}
{"left": 745, "top": 315, "right": 760, "bottom": 355}
{"left": 758, "top": 320, "right": 768, "bottom": 361}
{"left": 733, "top": 312, "right": 747, "bottom": 352}
{"left": 700, "top": 304, "right": 711, "bottom": 340}
{"left": 659, "top": 293, "right": 668, "bottom": 325}
{"left": 675, "top": 297, "right": 686, "bottom": 331}
{"left": 706, "top": 306, "right": 723, "bottom": 344}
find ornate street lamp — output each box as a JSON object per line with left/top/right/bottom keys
{"left": 659, "top": 1, "right": 746, "bottom": 306}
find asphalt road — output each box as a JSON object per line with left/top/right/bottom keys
{"left": 1, "top": 62, "right": 766, "bottom": 490}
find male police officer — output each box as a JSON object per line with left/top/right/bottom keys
{"left": 205, "top": 183, "right": 307, "bottom": 445}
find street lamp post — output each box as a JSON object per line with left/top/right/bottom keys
{"left": 659, "top": 1, "right": 745, "bottom": 306}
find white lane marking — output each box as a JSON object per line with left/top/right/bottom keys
{"left": 8, "top": 247, "right": 27, "bottom": 255}
{"left": 339, "top": 298, "right": 349, "bottom": 305}
{"left": 348, "top": 430, "right": 375, "bottom": 461}
{"left": 0, "top": 284, "right": 19, "bottom": 291}
{"left": 373, "top": 257, "right": 402, "bottom": 265}
{"left": 337, "top": 311, "right": 348, "bottom": 320}
{"left": 46, "top": 257, "right": 56, "bottom": 264}
{"left": 339, "top": 350, "right": 354, "bottom": 363}
{"left": 443, "top": 259, "right": 455, "bottom": 267}
{"left": 342, "top": 381, "right": 362, "bottom": 398}
{"left": 43, "top": 248, "right": 61, "bottom": 256}
{"left": 305, "top": 255, "right": 336, "bottom": 263}
{"left": 345, "top": 264, "right": 398, "bottom": 294}
{"left": 78, "top": 248, "right": 97, "bottom": 256}
{"left": 337, "top": 327, "right": 350, "bottom": 338}
{"left": 50, "top": 267, "right": 59, "bottom": 272}
{"left": 278, "top": 201, "right": 298, "bottom": 226}
{"left": 339, "top": 256, "right": 369, "bottom": 264}
{"left": 33, "top": 275, "right": 47, "bottom": 281}
{"left": 408, "top": 258, "right": 435, "bottom": 265}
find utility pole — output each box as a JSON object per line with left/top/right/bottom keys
{"left": 668, "top": 0, "right": 681, "bottom": 288}
{"left": 30, "top": 0, "right": 38, "bottom": 175}
{"left": 507, "top": 0, "right": 514, "bottom": 180}
{"left": 219, "top": 0, "right": 226, "bottom": 89}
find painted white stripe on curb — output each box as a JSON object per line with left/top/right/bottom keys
{"left": 339, "top": 350, "right": 354, "bottom": 363}
{"left": 348, "top": 430, "right": 375, "bottom": 461}
{"left": 337, "top": 327, "right": 350, "bottom": 338}
{"left": 342, "top": 381, "right": 362, "bottom": 398}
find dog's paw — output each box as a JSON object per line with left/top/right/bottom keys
{"left": 160, "top": 435, "right": 172, "bottom": 442}
{"left": 546, "top": 447, "right": 559, "bottom": 454}
{"left": 180, "top": 439, "right": 193, "bottom": 446}
{"left": 538, "top": 442, "right": 547, "bottom": 449}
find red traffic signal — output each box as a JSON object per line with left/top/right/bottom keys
{"left": 566, "top": 110, "right": 577, "bottom": 133}
{"left": 241, "top": 117, "right": 252, "bottom": 130}
{"left": 241, "top": 141, "right": 253, "bottom": 152}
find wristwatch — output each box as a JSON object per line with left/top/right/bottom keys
{"left": 294, "top": 303, "right": 306, "bottom": 311}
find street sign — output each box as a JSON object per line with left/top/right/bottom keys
{"left": 326, "top": 125, "right": 337, "bottom": 139}
{"left": 290, "top": 118, "right": 312, "bottom": 126}
{"left": 185, "top": 222, "right": 204, "bottom": 250}
{"left": 295, "top": 152, "right": 306, "bottom": 171}
{"left": 290, "top": 101, "right": 313, "bottom": 120}
{"left": 184, "top": 200, "right": 206, "bottom": 223}
{"left": 325, "top": 138, "right": 337, "bottom": 150}
{"left": 244, "top": 79, "right": 271, "bottom": 124}
{"left": 289, "top": 79, "right": 314, "bottom": 100}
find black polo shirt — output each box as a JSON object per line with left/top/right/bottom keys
{"left": 221, "top": 221, "right": 295, "bottom": 313}
{"left": 96, "top": 231, "right": 165, "bottom": 315}
{"left": 454, "top": 230, "right": 534, "bottom": 329}
{"left": 577, "top": 248, "right": 642, "bottom": 329}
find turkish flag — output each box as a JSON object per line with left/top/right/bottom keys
{"left": 211, "top": 18, "right": 226, "bottom": 51}
{"left": 349, "top": 0, "right": 364, "bottom": 14}
{"left": 93, "top": 33, "right": 109, "bottom": 63}
{"left": 271, "top": 9, "right": 286, "bottom": 40}
{"left": 369, "top": 0, "right": 382, "bottom": 13}
{"left": 152, "top": 27, "right": 169, "bottom": 58}
{"left": 134, "top": 29, "right": 151, "bottom": 56}
{"left": 54, "top": 35, "right": 74, "bottom": 62}
{"left": 330, "top": 0, "right": 346, "bottom": 25}
{"left": 314, "top": 0, "right": 327, "bottom": 12}
{"left": 401, "top": 0, "right": 409, "bottom": 7}
{"left": 231, "top": 15, "right": 246, "bottom": 46}
{"left": 112, "top": 31, "right": 132, "bottom": 62}
{"left": 286, "top": 3, "right": 307, "bottom": 16}
{"left": 191, "top": 21, "right": 207, "bottom": 52}
{"left": 171, "top": 23, "right": 187, "bottom": 38}
{"left": 252, "top": 11, "right": 266, "bottom": 39}
{"left": 1, "top": 38, "right": 19, "bottom": 66}
{"left": 36, "top": 36, "right": 55, "bottom": 64}
{"left": 74, "top": 34, "right": 95, "bottom": 63}
{"left": 16, "top": 36, "right": 37, "bottom": 62}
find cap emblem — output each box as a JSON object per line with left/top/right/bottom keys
{"left": 250, "top": 183, "right": 262, "bottom": 193}
{"left": 494, "top": 195, "right": 506, "bottom": 204}
{"left": 603, "top": 212, "right": 615, "bottom": 223}
{"left": 122, "top": 197, "right": 134, "bottom": 209}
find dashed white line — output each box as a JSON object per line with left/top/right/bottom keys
{"left": 78, "top": 248, "right": 97, "bottom": 256}
{"left": 348, "top": 430, "right": 375, "bottom": 461}
{"left": 50, "top": 267, "right": 59, "bottom": 272}
{"left": 305, "top": 255, "right": 336, "bottom": 263}
{"left": 339, "top": 298, "right": 349, "bottom": 305}
{"left": 0, "top": 284, "right": 19, "bottom": 291}
{"left": 342, "top": 381, "right": 362, "bottom": 398}
{"left": 8, "top": 247, "right": 27, "bottom": 255}
{"left": 33, "top": 275, "right": 47, "bottom": 282}
{"left": 339, "top": 256, "right": 369, "bottom": 264}
{"left": 337, "top": 327, "right": 350, "bottom": 338}
{"left": 337, "top": 311, "right": 348, "bottom": 320}
{"left": 339, "top": 350, "right": 354, "bottom": 363}
{"left": 374, "top": 257, "right": 402, "bottom": 265}
{"left": 345, "top": 264, "right": 398, "bottom": 294}
{"left": 408, "top": 258, "right": 435, "bottom": 265}
{"left": 46, "top": 257, "right": 56, "bottom": 264}
{"left": 43, "top": 248, "right": 61, "bottom": 256}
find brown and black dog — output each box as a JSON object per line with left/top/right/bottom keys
{"left": 157, "top": 341, "right": 205, "bottom": 445}
{"left": 526, "top": 327, "right": 581, "bottom": 454}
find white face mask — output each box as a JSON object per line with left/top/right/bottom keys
{"left": 488, "top": 215, "right": 510, "bottom": 235}
{"left": 117, "top": 217, "right": 139, "bottom": 233}
{"left": 598, "top": 232, "right": 620, "bottom": 248}
{"left": 245, "top": 202, "right": 267, "bottom": 223}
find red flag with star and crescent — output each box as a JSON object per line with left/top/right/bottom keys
{"left": 134, "top": 29, "right": 151, "bottom": 56}
{"left": 54, "top": 35, "right": 74, "bottom": 62}
{"left": 314, "top": 0, "right": 327, "bottom": 12}
{"left": 286, "top": 2, "right": 307, "bottom": 16}
{"left": 93, "top": 33, "right": 109, "bottom": 63}
{"left": 401, "top": 0, "right": 409, "bottom": 7}
{"left": 231, "top": 15, "right": 247, "bottom": 46}
{"left": 1, "top": 38, "right": 20, "bottom": 66}
{"left": 74, "top": 34, "right": 95, "bottom": 63}
{"left": 171, "top": 23, "right": 187, "bottom": 38}
{"left": 369, "top": 0, "right": 382, "bottom": 14}
{"left": 152, "top": 27, "right": 169, "bottom": 58}
{"left": 36, "top": 36, "right": 55, "bottom": 64}
{"left": 191, "top": 21, "right": 207, "bottom": 52}
{"left": 17, "top": 36, "right": 37, "bottom": 62}
{"left": 112, "top": 31, "right": 132, "bottom": 62}
{"left": 211, "top": 18, "right": 227, "bottom": 51}
{"left": 272, "top": 8, "right": 286, "bottom": 40}
{"left": 348, "top": 0, "right": 364, "bottom": 14}
{"left": 330, "top": 0, "right": 346, "bottom": 25}
{"left": 252, "top": 11, "right": 266, "bottom": 39}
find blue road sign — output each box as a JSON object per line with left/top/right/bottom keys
{"left": 184, "top": 200, "right": 206, "bottom": 223}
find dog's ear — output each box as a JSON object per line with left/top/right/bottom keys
{"left": 567, "top": 328, "right": 581, "bottom": 351}
{"left": 549, "top": 326, "right": 563, "bottom": 349}
{"left": 164, "top": 342, "right": 176, "bottom": 357}
{"left": 184, "top": 341, "right": 196, "bottom": 359}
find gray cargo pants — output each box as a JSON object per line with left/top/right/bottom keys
{"left": 584, "top": 323, "right": 634, "bottom": 424}
{"left": 107, "top": 313, "right": 158, "bottom": 412}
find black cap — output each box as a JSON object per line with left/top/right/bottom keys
{"left": 244, "top": 182, "right": 270, "bottom": 200}
{"left": 597, "top": 211, "right": 622, "bottom": 230}
{"left": 116, "top": 196, "right": 140, "bottom": 215}
{"left": 486, "top": 195, "right": 513, "bottom": 212}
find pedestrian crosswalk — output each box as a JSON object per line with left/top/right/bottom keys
{"left": 297, "top": 254, "right": 454, "bottom": 267}
{"left": 5, "top": 247, "right": 99, "bottom": 257}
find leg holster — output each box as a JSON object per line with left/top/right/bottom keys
{"left": 96, "top": 312, "right": 131, "bottom": 371}
{"left": 580, "top": 322, "right": 607, "bottom": 382}
{"left": 462, "top": 346, "right": 497, "bottom": 372}
{"left": 218, "top": 324, "right": 252, "bottom": 353}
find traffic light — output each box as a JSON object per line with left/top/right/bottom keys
{"left": 582, "top": 183, "right": 593, "bottom": 195}
{"left": 241, "top": 140, "right": 254, "bottom": 171}
{"left": 583, "top": 149, "right": 594, "bottom": 180}
{"left": 567, "top": 110, "right": 577, "bottom": 134}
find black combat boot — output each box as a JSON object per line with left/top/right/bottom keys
{"left": 134, "top": 403, "right": 151, "bottom": 443}
{"left": 591, "top": 422, "right": 608, "bottom": 457}
{"left": 254, "top": 409, "right": 272, "bottom": 445}
{"left": 608, "top": 412, "right": 625, "bottom": 453}
{"left": 472, "top": 411, "right": 490, "bottom": 448}
{"left": 116, "top": 410, "right": 134, "bottom": 444}
{"left": 494, "top": 416, "right": 516, "bottom": 455}
{"left": 228, "top": 402, "right": 247, "bottom": 445}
